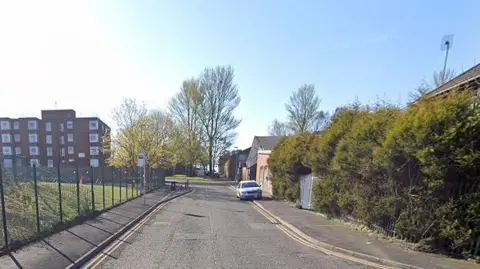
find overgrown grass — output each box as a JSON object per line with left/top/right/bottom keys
{"left": 0, "top": 181, "right": 139, "bottom": 248}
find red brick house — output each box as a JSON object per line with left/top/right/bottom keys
{"left": 246, "top": 136, "right": 280, "bottom": 197}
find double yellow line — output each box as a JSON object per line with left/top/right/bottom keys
{"left": 228, "top": 185, "right": 395, "bottom": 269}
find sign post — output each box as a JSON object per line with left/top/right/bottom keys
{"left": 137, "top": 153, "right": 146, "bottom": 204}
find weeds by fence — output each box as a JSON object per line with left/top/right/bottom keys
{"left": 0, "top": 162, "right": 166, "bottom": 251}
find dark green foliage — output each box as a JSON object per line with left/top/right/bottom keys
{"left": 268, "top": 91, "right": 480, "bottom": 255}
{"left": 268, "top": 133, "right": 316, "bottom": 202}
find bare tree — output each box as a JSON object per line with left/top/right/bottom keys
{"left": 268, "top": 119, "right": 291, "bottom": 136}
{"left": 198, "top": 66, "right": 241, "bottom": 176}
{"left": 285, "top": 84, "right": 324, "bottom": 133}
{"left": 433, "top": 68, "right": 456, "bottom": 88}
{"left": 310, "top": 111, "right": 328, "bottom": 132}
{"left": 213, "top": 132, "right": 236, "bottom": 168}
{"left": 409, "top": 68, "right": 457, "bottom": 102}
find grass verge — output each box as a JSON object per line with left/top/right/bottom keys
{"left": 0, "top": 181, "right": 139, "bottom": 248}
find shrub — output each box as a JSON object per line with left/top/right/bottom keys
{"left": 268, "top": 133, "right": 316, "bottom": 201}
{"left": 270, "top": 91, "right": 480, "bottom": 255}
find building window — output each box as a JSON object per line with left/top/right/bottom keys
{"left": 28, "top": 134, "right": 38, "bottom": 143}
{"left": 28, "top": 120, "right": 37, "bottom": 130}
{"left": 90, "top": 146, "right": 99, "bottom": 156}
{"left": 46, "top": 135, "right": 52, "bottom": 144}
{"left": 90, "top": 158, "right": 99, "bottom": 167}
{"left": 2, "top": 146, "right": 12, "bottom": 155}
{"left": 0, "top": 121, "right": 10, "bottom": 130}
{"left": 15, "top": 147, "right": 21, "bottom": 155}
{"left": 45, "top": 122, "right": 52, "bottom": 132}
{"left": 30, "top": 159, "right": 40, "bottom": 167}
{"left": 47, "top": 147, "right": 53, "bottom": 156}
{"left": 67, "top": 133, "right": 74, "bottom": 142}
{"left": 13, "top": 121, "right": 19, "bottom": 130}
{"left": 89, "top": 133, "right": 99, "bottom": 143}
{"left": 68, "top": 146, "right": 74, "bottom": 154}
{"left": 29, "top": 146, "right": 39, "bottom": 155}
{"left": 14, "top": 134, "right": 20, "bottom": 142}
{"left": 47, "top": 160, "right": 54, "bottom": 168}
{"left": 61, "top": 148, "right": 65, "bottom": 157}
{"left": 60, "top": 123, "right": 64, "bottom": 132}
{"left": 3, "top": 159, "right": 13, "bottom": 168}
{"left": 60, "top": 136, "right": 65, "bottom": 145}
{"left": 67, "top": 121, "right": 73, "bottom": 129}
{"left": 89, "top": 120, "right": 99, "bottom": 130}
{"left": 1, "top": 134, "right": 10, "bottom": 143}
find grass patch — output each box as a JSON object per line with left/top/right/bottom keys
{"left": 0, "top": 181, "right": 140, "bottom": 248}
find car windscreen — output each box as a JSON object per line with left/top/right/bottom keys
{"left": 241, "top": 182, "right": 258, "bottom": 188}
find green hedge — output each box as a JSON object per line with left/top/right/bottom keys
{"left": 268, "top": 92, "right": 480, "bottom": 255}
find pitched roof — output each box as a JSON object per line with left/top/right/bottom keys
{"left": 246, "top": 136, "right": 281, "bottom": 168}
{"left": 256, "top": 136, "right": 281, "bottom": 151}
{"left": 429, "top": 63, "right": 480, "bottom": 97}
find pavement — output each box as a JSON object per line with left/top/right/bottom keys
{"left": 0, "top": 186, "right": 187, "bottom": 269}
{"left": 90, "top": 183, "right": 376, "bottom": 269}
{"left": 256, "top": 199, "right": 479, "bottom": 269}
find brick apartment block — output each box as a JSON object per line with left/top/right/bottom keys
{"left": 0, "top": 109, "right": 110, "bottom": 168}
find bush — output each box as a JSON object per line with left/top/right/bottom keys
{"left": 268, "top": 133, "right": 316, "bottom": 202}
{"left": 269, "top": 91, "right": 480, "bottom": 255}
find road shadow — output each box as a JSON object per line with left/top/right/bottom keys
{"left": 40, "top": 239, "right": 75, "bottom": 264}
{"left": 65, "top": 230, "right": 118, "bottom": 260}
{"left": 183, "top": 213, "right": 205, "bottom": 218}
{"left": 7, "top": 253, "right": 23, "bottom": 269}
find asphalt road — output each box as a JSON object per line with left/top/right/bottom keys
{"left": 94, "top": 183, "right": 375, "bottom": 269}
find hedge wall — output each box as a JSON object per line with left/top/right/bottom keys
{"left": 267, "top": 92, "right": 480, "bottom": 255}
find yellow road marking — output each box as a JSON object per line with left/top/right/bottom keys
{"left": 227, "top": 186, "right": 396, "bottom": 269}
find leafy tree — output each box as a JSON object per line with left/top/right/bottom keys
{"left": 169, "top": 78, "right": 206, "bottom": 174}
{"left": 107, "top": 98, "right": 176, "bottom": 169}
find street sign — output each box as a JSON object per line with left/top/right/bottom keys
{"left": 137, "top": 153, "right": 145, "bottom": 167}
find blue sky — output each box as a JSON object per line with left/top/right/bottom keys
{"left": 0, "top": 1, "right": 479, "bottom": 149}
